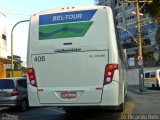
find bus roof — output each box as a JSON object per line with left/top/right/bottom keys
{"left": 144, "top": 69, "right": 160, "bottom": 73}
{"left": 33, "top": 5, "right": 111, "bottom": 16}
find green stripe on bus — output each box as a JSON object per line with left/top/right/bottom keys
{"left": 39, "top": 22, "right": 93, "bottom": 40}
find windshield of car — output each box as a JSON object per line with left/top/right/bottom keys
{"left": 0, "top": 80, "right": 15, "bottom": 89}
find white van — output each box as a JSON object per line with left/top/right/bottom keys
{"left": 144, "top": 69, "right": 160, "bottom": 89}
{"left": 27, "top": 6, "right": 127, "bottom": 112}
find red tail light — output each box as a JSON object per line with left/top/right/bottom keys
{"left": 11, "top": 88, "right": 19, "bottom": 96}
{"left": 27, "top": 68, "right": 37, "bottom": 87}
{"left": 104, "top": 64, "right": 118, "bottom": 85}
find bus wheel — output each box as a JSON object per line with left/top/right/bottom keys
{"left": 18, "top": 99, "right": 28, "bottom": 112}
{"left": 116, "top": 90, "right": 125, "bottom": 112}
{"left": 156, "top": 80, "right": 160, "bottom": 89}
{"left": 152, "top": 84, "right": 156, "bottom": 89}
{"left": 116, "top": 103, "right": 124, "bottom": 112}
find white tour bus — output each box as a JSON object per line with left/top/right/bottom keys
{"left": 27, "top": 6, "right": 127, "bottom": 112}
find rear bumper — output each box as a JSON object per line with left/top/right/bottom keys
{"left": 0, "top": 100, "right": 19, "bottom": 107}
{"left": 0, "top": 104, "right": 17, "bottom": 107}
{"left": 28, "top": 81, "right": 124, "bottom": 107}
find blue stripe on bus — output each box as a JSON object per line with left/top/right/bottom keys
{"left": 39, "top": 9, "right": 97, "bottom": 25}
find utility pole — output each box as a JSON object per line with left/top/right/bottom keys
{"left": 11, "top": 20, "right": 29, "bottom": 77}
{"left": 135, "top": 0, "right": 144, "bottom": 92}
{"left": 121, "top": 0, "right": 152, "bottom": 93}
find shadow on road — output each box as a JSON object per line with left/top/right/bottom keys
{"left": 61, "top": 109, "right": 122, "bottom": 120}
{"left": 0, "top": 87, "right": 139, "bottom": 120}
{"left": 128, "top": 85, "right": 160, "bottom": 95}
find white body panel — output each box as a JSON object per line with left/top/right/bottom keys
{"left": 144, "top": 70, "right": 160, "bottom": 88}
{"left": 27, "top": 6, "right": 127, "bottom": 108}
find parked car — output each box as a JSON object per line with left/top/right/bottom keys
{"left": 144, "top": 69, "right": 160, "bottom": 89}
{"left": 0, "top": 77, "right": 28, "bottom": 111}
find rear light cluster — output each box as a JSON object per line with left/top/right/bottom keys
{"left": 11, "top": 88, "right": 19, "bottom": 96}
{"left": 27, "top": 68, "right": 37, "bottom": 87}
{"left": 104, "top": 64, "right": 118, "bottom": 85}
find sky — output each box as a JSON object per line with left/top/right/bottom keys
{"left": 0, "top": 0, "right": 94, "bottom": 65}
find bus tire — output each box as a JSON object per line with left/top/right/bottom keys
{"left": 116, "top": 89, "right": 125, "bottom": 112}
{"left": 156, "top": 80, "right": 160, "bottom": 89}
{"left": 152, "top": 84, "right": 156, "bottom": 89}
{"left": 18, "top": 99, "right": 28, "bottom": 112}
{"left": 116, "top": 103, "right": 124, "bottom": 112}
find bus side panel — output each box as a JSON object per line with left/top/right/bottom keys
{"left": 101, "top": 71, "right": 124, "bottom": 106}
{"left": 27, "top": 84, "right": 41, "bottom": 106}
{"left": 101, "top": 72, "right": 126, "bottom": 108}
{"left": 101, "top": 81, "right": 119, "bottom": 106}
{"left": 118, "top": 59, "right": 127, "bottom": 105}
{"left": 157, "top": 70, "right": 160, "bottom": 86}
{"left": 106, "top": 7, "right": 127, "bottom": 106}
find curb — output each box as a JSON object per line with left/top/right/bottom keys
{"left": 128, "top": 88, "right": 160, "bottom": 95}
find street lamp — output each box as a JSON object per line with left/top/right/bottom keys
{"left": 117, "top": 26, "right": 137, "bottom": 44}
{"left": 11, "top": 20, "right": 29, "bottom": 77}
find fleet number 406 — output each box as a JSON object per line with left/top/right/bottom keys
{"left": 34, "top": 56, "right": 45, "bottom": 62}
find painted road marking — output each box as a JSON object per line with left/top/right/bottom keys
{"left": 44, "top": 107, "right": 65, "bottom": 114}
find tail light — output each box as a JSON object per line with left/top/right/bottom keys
{"left": 27, "top": 68, "right": 37, "bottom": 87}
{"left": 11, "top": 88, "right": 19, "bottom": 96}
{"left": 104, "top": 64, "right": 118, "bottom": 85}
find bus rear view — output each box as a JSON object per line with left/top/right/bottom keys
{"left": 27, "top": 6, "right": 127, "bottom": 112}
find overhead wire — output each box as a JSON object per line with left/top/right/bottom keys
{"left": 4, "top": 12, "right": 30, "bottom": 16}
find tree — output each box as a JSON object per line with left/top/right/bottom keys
{"left": 7, "top": 55, "right": 23, "bottom": 70}
{"left": 145, "top": 0, "right": 160, "bottom": 65}
{"left": 146, "top": 0, "right": 160, "bottom": 22}
{"left": 156, "top": 29, "right": 160, "bottom": 46}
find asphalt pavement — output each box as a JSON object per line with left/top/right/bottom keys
{"left": 0, "top": 86, "right": 160, "bottom": 120}
{"left": 128, "top": 85, "right": 160, "bottom": 94}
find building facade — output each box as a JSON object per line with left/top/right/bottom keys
{"left": 0, "top": 12, "right": 7, "bottom": 57}
{"left": 0, "top": 12, "right": 8, "bottom": 78}
{"left": 0, "top": 11, "right": 25, "bottom": 78}
{"left": 95, "top": 0, "right": 160, "bottom": 67}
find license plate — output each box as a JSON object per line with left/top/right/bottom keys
{"left": 60, "top": 91, "right": 77, "bottom": 99}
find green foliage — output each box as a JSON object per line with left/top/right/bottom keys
{"left": 7, "top": 55, "right": 23, "bottom": 71}
{"left": 146, "top": 0, "right": 160, "bottom": 22}
{"left": 155, "top": 28, "right": 160, "bottom": 46}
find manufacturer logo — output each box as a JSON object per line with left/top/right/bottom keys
{"left": 39, "top": 10, "right": 97, "bottom": 40}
